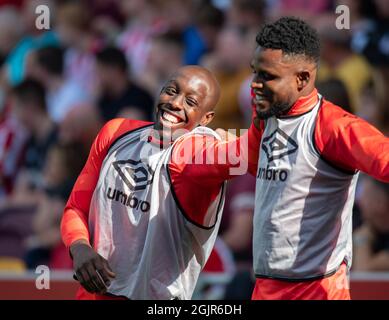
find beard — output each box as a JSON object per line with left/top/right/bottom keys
{"left": 255, "top": 101, "right": 292, "bottom": 119}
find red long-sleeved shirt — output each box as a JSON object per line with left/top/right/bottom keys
{"left": 61, "top": 119, "right": 261, "bottom": 247}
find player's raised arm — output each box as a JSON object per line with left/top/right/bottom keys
{"left": 170, "top": 119, "right": 262, "bottom": 186}
{"left": 315, "top": 102, "right": 389, "bottom": 182}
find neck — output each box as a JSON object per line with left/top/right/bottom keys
{"left": 149, "top": 127, "right": 174, "bottom": 148}
{"left": 284, "top": 88, "right": 319, "bottom": 117}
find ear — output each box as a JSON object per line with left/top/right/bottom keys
{"left": 296, "top": 71, "right": 310, "bottom": 91}
{"left": 200, "top": 111, "right": 215, "bottom": 126}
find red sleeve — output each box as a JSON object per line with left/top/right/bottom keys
{"left": 168, "top": 122, "right": 262, "bottom": 227}
{"left": 60, "top": 118, "right": 152, "bottom": 248}
{"left": 315, "top": 101, "right": 389, "bottom": 182}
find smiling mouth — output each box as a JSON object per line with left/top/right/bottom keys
{"left": 253, "top": 94, "right": 269, "bottom": 108}
{"left": 253, "top": 91, "right": 269, "bottom": 102}
{"left": 160, "top": 109, "right": 185, "bottom": 125}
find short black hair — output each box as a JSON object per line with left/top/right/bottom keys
{"left": 11, "top": 78, "right": 46, "bottom": 111}
{"left": 96, "top": 46, "right": 128, "bottom": 73}
{"left": 35, "top": 46, "right": 64, "bottom": 76}
{"left": 256, "top": 17, "right": 320, "bottom": 64}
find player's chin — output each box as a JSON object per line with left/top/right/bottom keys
{"left": 254, "top": 100, "right": 271, "bottom": 115}
{"left": 156, "top": 119, "right": 191, "bottom": 143}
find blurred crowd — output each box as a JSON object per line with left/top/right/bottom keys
{"left": 0, "top": 0, "right": 387, "bottom": 299}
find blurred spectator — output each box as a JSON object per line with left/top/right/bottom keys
{"left": 0, "top": 202, "right": 32, "bottom": 264}
{"left": 0, "top": 6, "right": 24, "bottom": 68}
{"left": 316, "top": 78, "right": 352, "bottom": 113}
{"left": 26, "top": 46, "right": 91, "bottom": 123}
{"left": 139, "top": 32, "right": 185, "bottom": 97}
{"left": 220, "top": 175, "right": 255, "bottom": 263}
{"left": 0, "top": 99, "right": 28, "bottom": 196}
{"left": 59, "top": 104, "right": 102, "bottom": 152}
{"left": 56, "top": 0, "right": 101, "bottom": 98}
{"left": 0, "top": 0, "right": 23, "bottom": 8}
{"left": 6, "top": 78, "right": 57, "bottom": 204}
{"left": 194, "top": 2, "right": 225, "bottom": 57}
{"left": 219, "top": 174, "right": 256, "bottom": 299}
{"left": 24, "top": 142, "right": 87, "bottom": 270}
{"left": 203, "top": 26, "right": 253, "bottom": 131}
{"left": 2, "top": 0, "right": 58, "bottom": 86}
{"left": 317, "top": 25, "right": 373, "bottom": 113}
{"left": 353, "top": 177, "right": 389, "bottom": 271}
{"left": 337, "top": 0, "right": 377, "bottom": 32}
{"left": 267, "top": 0, "right": 332, "bottom": 21}
{"left": 87, "top": 0, "right": 125, "bottom": 42}
{"left": 345, "top": 0, "right": 389, "bottom": 67}
{"left": 162, "top": 0, "right": 226, "bottom": 66}
{"left": 0, "top": 78, "right": 57, "bottom": 264}
{"left": 117, "top": 0, "right": 166, "bottom": 78}
{"left": 161, "top": 0, "right": 206, "bottom": 65}
{"left": 226, "top": 0, "right": 265, "bottom": 30}
{"left": 95, "top": 46, "right": 154, "bottom": 122}
{"left": 357, "top": 68, "right": 389, "bottom": 135}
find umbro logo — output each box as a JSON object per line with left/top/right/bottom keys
{"left": 112, "top": 159, "right": 154, "bottom": 192}
{"left": 261, "top": 128, "right": 298, "bottom": 163}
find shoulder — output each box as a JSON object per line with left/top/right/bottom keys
{"left": 101, "top": 118, "right": 151, "bottom": 135}
{"left": 173, "top": 127, "right": 220, "bottom": 152}
{"left": 95, "top": 118, "right": 152, "bottom": 153}
{"left": 316, "top": 99, "right": 361, "bottom": 139}
{"left": 170, "top": 127, "right": 220, "bottom": 171}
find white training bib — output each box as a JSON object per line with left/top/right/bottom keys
{"left": 88, "top": 125, "right": 225, "bottom": 299}
{"left": 254, "top": 96, "right": 359, "bottom": 280}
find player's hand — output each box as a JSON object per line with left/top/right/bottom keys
{"left": 70, "top": 240, "right": 116, "bottom": 294}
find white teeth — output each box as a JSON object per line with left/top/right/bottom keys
{"left": 255, "top": 94, "right": 267, "bottom": 102}
{"left": 162, "top": 111, "right": 181, "bottom": 124}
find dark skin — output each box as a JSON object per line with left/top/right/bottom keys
{"left": 154, "top": 65, "right": 220, "bottom": 142}
{"left": 70, "top": 65, "right": 221, "bottom": 295}
{"left": 250, "top": 46, "right": 317, "bottom": 121}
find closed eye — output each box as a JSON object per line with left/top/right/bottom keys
{"left": 258, "top": 71, "right": 276, "bottom": 81}
{"left": 186, "top": 97, "right": 197, "bottom": 107}
{"left": 165, "top": 86, "right": 178, "bottom": 95}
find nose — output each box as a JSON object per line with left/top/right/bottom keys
{"left": 251, "top": 81, "right": 264, "bottom": 90}
{"left": 169, "top": 94, "right": 183, "bottom": 111}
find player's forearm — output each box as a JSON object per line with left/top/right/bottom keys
{"left": 198, "top": 122, "right": 261, "bottom": 181}
{"left": 61, "top": 207, "right": 90, "bottom": 248}
{"left": 170, "top": 120, "right": 262, "bottom": 187}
